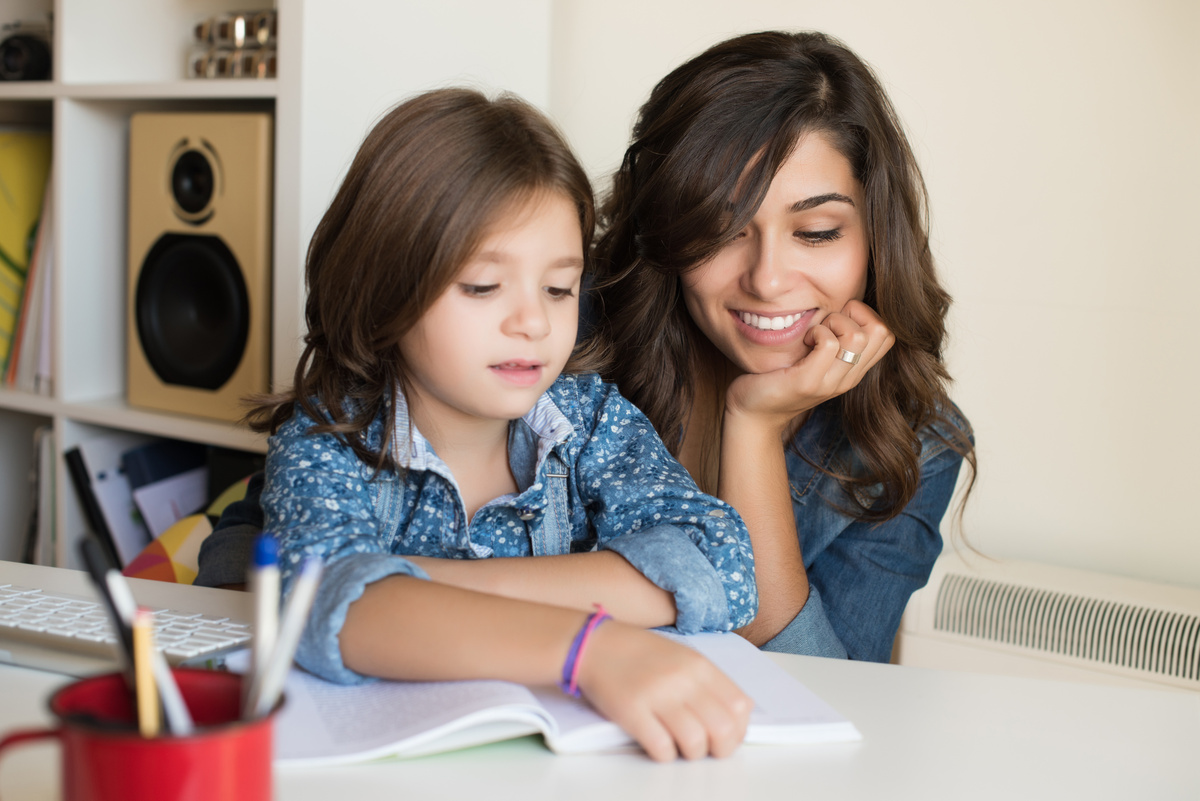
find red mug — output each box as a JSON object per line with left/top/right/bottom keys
{"left": 0, "top": 669, "right": 274, "bottom": 801}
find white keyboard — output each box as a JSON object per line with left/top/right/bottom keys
{"left": 0, "top": 582, "right": 253, "bottom": 671}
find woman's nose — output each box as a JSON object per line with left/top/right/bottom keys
{"left": 742, "top": 237, "right": 793, "bottom": 300}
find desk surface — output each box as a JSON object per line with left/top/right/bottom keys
{"left": 0, "top": 569, "right": 1197, "bottom": 800}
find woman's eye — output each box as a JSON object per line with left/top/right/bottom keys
{"left": 797, "top": 228, "right": 843, "bottom": 244}
{"left": 545, "top": 286, "right": 576, "bottom": 300}
{"left": 459, "top": 283, "right": 498, "bottom": 298}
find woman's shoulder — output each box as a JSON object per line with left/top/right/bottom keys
{"left": 914, "top": 398, "right": 973, "bottom": 471}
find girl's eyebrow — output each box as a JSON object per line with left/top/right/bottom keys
{"left": 471, "top": 251, "right": 585, "bottom": 270}
{"left": 789, "top": 192, "right": 856, "bottom": 213}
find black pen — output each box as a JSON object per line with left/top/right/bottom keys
{"left": 79, "top": 537, "right": 136, "bottom": 678}
{"left": 78, "top": 537, "right": 195, "bottom": 735}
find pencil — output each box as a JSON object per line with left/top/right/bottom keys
{"left": 246, "top": 556, "right": 323, "bottom": 719}
{"left": 133, "top": 608, "right": 161, "bottom": 737}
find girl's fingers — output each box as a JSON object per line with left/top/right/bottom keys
{"left": 686, "top": 681, "right": 751, "bottom": 759}
{"left": 620, "top": 709, "right": 679, "bottom": 763}
{"left": 655, "top": 705, "right": 711, "bottom": 761}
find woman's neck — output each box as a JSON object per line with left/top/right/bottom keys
{"left": 677, "top": 347, "right": 813, "bottom": 487}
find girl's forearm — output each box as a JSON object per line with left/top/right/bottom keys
{"left": 339, "top": 574, "right": 752, "bottom": 762}
{"left": 719, "top": 410, "right": 810, "bottom": 645}
{"left": 340, "top": 574, "right": 590, "bottom": 683}
{"left": 405, "top": 551, "right": 677, "bottom": 628}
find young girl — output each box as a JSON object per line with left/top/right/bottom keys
{"left": 248, "top": 88, "right": 758, "bottom": 762}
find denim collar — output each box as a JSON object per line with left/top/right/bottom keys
{"left": 389, "top": 386, "right": 574, "bottom": 478}
{"left": 786, "top": 403, "right": 846, "bottom": 503}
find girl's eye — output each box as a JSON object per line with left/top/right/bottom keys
{"left": 545, "top": 286, "right": 576, "bottom": 300}
{"left": 797, "top": 228, "right": 843, "bottom": 245}
{"left": 459, "top": 283, "right": 498, "bottom": 298}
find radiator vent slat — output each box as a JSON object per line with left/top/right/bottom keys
{"left": 933, "top": 574, "right": 1200, "bottom": 684}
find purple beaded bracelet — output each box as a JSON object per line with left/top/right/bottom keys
{"left": 558, "top": 604, "right": 611, "bottom": 697}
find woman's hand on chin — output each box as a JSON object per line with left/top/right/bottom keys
{"left": 725, "top": 299, "right": 894, "bottom": 437}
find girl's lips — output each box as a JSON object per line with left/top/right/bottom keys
{"left": 729, "top": 308, "right": 815, "bottom": 345}
{"left": 489, "top": 361, "right": 544, "bottom": 387}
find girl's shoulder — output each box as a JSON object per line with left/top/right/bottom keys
{"left": 544, "top": 371, "right": 613, "bottom": 419}
{"left": 270, "top": 398, "right": 390, "bottom": 459}
{"left": 545, "top": 371, "right": 651, "bottom": 422}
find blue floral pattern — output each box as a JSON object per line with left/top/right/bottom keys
{"left": 263, "top": 372, "right": 758, "bottom": 684}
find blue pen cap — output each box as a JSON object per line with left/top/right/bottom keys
{"left": 252, "top": 534, "right": 279, "bottom": 568}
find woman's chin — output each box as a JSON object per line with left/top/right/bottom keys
{"left": 735, "top": 348, "right": 811, "bottom": 376}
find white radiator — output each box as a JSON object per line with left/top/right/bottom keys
{"left": 897, "top": 552, "right": 1200, "bottom": 692}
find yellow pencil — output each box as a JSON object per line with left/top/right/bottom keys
{"left": 133, "top": 608, "right": 161, "bottom": 737}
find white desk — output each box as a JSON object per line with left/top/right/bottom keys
{"left": 1, "top": 575, "right": 1197, "bottom": 800}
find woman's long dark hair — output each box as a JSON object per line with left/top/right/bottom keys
{"left": 592, "top": 31, "right": 975, "bottom": 520}
{"left": 246, "top": 88, "right": 598, "bottom": 471}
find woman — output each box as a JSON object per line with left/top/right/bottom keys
{"left": 199, "top": 30, "right": 974, "bottom": 664}
{"left": 588, "top": 30, "right": 974, "bottom": 662}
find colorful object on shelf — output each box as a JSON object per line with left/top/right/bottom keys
{"left": 188, "top": 10, "right": 277, "bottom": 79}
{"left": 122, "top": 475, "right": 252, "bottom": 584}
{"left": 0, "top": 129, "right": 51, "bottom": 368}
{"left": 121, "top": 514, "right": 212, "bottom": 584}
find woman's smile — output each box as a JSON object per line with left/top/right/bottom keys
{"left": 681, "top": 132, "right": 869, "bottom": 376}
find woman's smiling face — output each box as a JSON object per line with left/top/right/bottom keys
{"left": 680, "top": 132, "right": 869, "bottom": 375}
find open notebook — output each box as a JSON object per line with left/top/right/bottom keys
{"left": 231, "top": 631, "right": 861, "bottom": 765}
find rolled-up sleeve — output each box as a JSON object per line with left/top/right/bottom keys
{"left": 604, "top": 524, "right": 732, "bottom": 633}
{"left": 264, "top": 408, "right": 429, "bottom": 684}
{"left": 760, "top": 585, "right": 848, "bottom": 658}
{"left": 295, "top": 553, "right": 428, "bottom": 684}
{"left": 573, "top": 378, "right": 758, "bottom": 630}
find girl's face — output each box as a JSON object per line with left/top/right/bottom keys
{"left": 680, "top": 133, "right": 869, "bottom": 375}
{"left": 400, "top": 191, "right": 584, "bottom": 431}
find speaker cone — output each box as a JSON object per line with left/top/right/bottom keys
{"left": 135, "top": 233, "right": 249, "bottom": 390}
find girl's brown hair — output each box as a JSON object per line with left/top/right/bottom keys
{"left": 592, "top": 31, "right": 975, "bottom": 520}
{"left": 247, "top": 88, "right": 597, "bottom": 470}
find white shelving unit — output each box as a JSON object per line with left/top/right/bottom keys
{"left": 0, "top": 0, "right": 553, "bottom": 568}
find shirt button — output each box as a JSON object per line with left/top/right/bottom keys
{"left": 517, "top": 507, "right": 535, "bottom": 521}
{"left": 707, "top": 509, "right": 726, "bottom": 518}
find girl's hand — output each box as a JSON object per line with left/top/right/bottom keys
{"left": 575, "top": 621, "right": 752, "bottom": 761}
{"left": 725, "top": 299, "right": 894, "bottom": 436}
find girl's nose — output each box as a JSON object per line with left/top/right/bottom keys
{"left": 502, "top": 291, "right": 551, "bottom": 339}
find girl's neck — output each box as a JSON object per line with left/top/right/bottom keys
{"left": 407, "top": 398, "right": 518, "bottom": 519}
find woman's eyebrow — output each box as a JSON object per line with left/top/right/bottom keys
{"left": 789, "top": 192, "right": 855, "bottom": 213}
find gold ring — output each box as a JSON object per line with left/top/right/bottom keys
{"left": 836, "top": 348, "right": 860, "bottom": 365}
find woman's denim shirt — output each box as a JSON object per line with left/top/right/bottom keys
{"left": 761, "top": 402, "right": 970, "bottom": 663}
{"left": 263, "top": 372, "right": 758, "bottom": 684}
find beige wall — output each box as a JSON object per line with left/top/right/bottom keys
{"left": 549, "top": 0, "right": 1200, "bottom": 589}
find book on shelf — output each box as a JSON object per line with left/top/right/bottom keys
{"left": 7, "top": 174, "right": 54, "bottom": 394}
{"left": 231, "top": 631, "right": 861, "bottom": 766}
{"left": 123, "top": 439, "right": 209, "bottom": 539}
{"left": 0, "top": 128, "right": 52, "bottom": 376}
{"left": 19, "top": 426, "right": 56, "bottom": 567}
{"left": 63, "top": 432, "right": 156, "bottom": 568}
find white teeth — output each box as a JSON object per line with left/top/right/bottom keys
{"left": 739, "top": 312, "right": 795, "bottom": 331}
